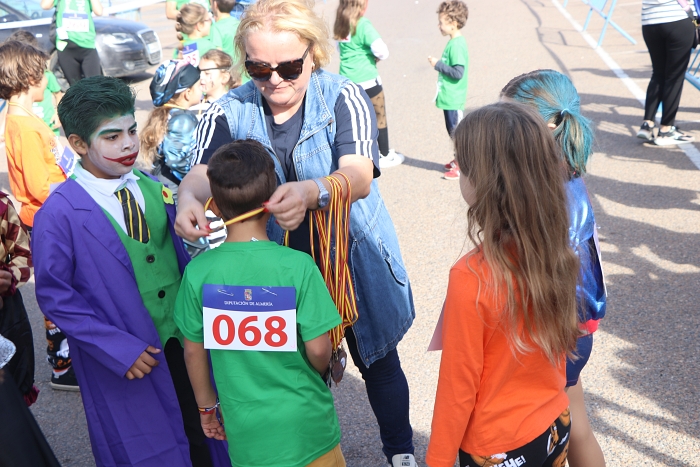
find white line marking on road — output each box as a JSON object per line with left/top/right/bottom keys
{"left": 552, "top": 0, "right": 700, "bottom": 170}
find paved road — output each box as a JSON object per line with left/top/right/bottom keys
{"left": 6, "top": 0, "right": 699, "bottom": 466}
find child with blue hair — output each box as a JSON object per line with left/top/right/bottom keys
{"left": 501, "top": 69, "right": 607, "bottom": 467}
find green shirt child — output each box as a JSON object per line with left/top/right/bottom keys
{"left": 338, "top": 17, "right": 382, "bottom": 84}
{"left": 54, "top": 0, "right": 97, "bottom": 51}
{"left": 32, "top": 71, "right": 62, "bottom": 136}
{"left": 436, "top": 35, "right": 468, "bottom": 110}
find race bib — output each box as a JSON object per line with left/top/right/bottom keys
{"left": 182, "top": 43, "right": 200, "bottom": 67}
{"left": 58, "top": 146, "right": 77, "bottom": 177}
{"left": 203, "top": 285, "right": 297, "bottom": 352}
{"left": 62, "top": 12, "right": 89, "bottom": 33}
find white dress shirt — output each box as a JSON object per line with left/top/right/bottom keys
{"left": 73, "top": 162, "right": 146, "bottom": 234}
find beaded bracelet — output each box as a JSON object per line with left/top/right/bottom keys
{"left": 198, "top": 398, "right": 220, "bottom": 415}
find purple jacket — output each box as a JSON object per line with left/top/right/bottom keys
{"left": 33, "top": 178, "right": 196, "bottom": 467}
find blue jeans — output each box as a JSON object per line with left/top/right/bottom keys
{"left": 443, "top": 109, "right": 464, "bottom": 137}
{"left": 345, "top": 327, "right": 414, "bottom": 463}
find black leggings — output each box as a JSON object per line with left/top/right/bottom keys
{"left": 57, "top": 40, "right": 102, "bottom": 86}
{"left": 164, "top": 338, "right": 213, "bottom": 467}
{"left": 642, "top": 17, "right": 695, "bottom": 126}
{"left": 459, "top": 408, "right": 571, "bottom": 467}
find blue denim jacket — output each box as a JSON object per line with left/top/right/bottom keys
{"left": 566, "top": 177, "right": 606, "bottom": 328}
{"left": 217, "top": 70, "right": 415, "bottom": 365}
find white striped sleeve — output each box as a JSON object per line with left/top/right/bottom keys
{"left": 191, "top": 103, "right": 230, "bottom": 165}
{"left": 335, "top": 82, "right": 379, "bottom": 165}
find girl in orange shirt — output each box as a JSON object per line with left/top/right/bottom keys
{"left": 426, "top": 102, "right": 580, "bottom": 467}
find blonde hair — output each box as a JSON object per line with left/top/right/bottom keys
{"left": 455, "top": 102, "right": 580, "bottom": 364}
{"left": 235, "top": 0, "right": 333, "bottom": 71}
{"left": 140, "top": 106, "right": 172, "bottom": 167}
{"left": 201, "top": 49, "right": 239, "bottom": 89}
{"left": 175, "top": 3, "right": 209, "bottom": 41}
{"left": 333, "top": 0, "right": 366, "bottom": 40}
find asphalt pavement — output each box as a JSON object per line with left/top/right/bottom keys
{"left": 4, "top": 0, "right": 699, "bottom": 466}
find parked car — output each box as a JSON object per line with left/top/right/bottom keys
{"left": 0, "top": 0, "right": 161, "bottom": 87}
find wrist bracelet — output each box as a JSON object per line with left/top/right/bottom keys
{"left": 198, "top": 398, "right": 219, "bottom": 415}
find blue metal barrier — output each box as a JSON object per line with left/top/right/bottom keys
{"left": 686, "top": 47, "right": 700, "bottom": 91}
{"left": 563, "top": 0, "right": 637, "bottom": 47}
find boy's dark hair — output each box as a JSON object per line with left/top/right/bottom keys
{"left": 214, "top": 0, "right": 236, "bottom": 14}
{"left": 207, "top": 140, "right": 277, "bottom": 220}
{"left": 57, "top": 76, "right": 136, "bottom": 145}
{"left": 0, "top": 41, "right": 48, "bottom": 100}
{"left": 7, "top": 30, "right": 39, "bottom": 48}
{"left": 437, "top": 1, "right": 469, "bottom": 29}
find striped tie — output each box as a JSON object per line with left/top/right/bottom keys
{"left": 115, "top": 187, "right": 150, "bottom": 243}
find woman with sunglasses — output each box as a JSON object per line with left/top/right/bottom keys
{"left": 176, "top": 1, "right": 416, "bottom": 466}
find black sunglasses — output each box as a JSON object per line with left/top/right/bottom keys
{"left": 245, "top": 46, "right": 310, "bottom": 82}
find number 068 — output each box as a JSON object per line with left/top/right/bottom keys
{"left": 212, "top": 315, "right": 288, "bottom": 347}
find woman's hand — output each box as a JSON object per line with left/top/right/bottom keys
{"left": 0, "top": 270, "right": 13, "bottom": 295}
{"left": 174, "top": 191, "right": 210, "bottom": 241}
{"left": 265, "top": 180, "right": 316, "bottom": 231}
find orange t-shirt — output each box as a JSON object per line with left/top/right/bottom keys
{"left": 426, "top": 250, "right": 569, "bottom": 467}
{"left": 4, "top": 115, "right": 67, "bottom": 227}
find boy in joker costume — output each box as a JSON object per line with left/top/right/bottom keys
{"left": 32, "top": 76, "right": 227, "bottom": 467}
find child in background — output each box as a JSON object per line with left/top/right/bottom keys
{"left": 210, "top": 0, "right": 239, "bottom": 62}
{"left": 426, "top": 102, "right": 579, "bottom": 467}
{"left": 334, "top": 0, "right": 403, "bottom": 169}
{"left": 428, "top": 0, "right": 468, "bottom": 180}
{"left": 142, "top": 60, "right": 203, "bottom": 198}
{"left": 0, "top": 40, "right": 78, "bottom": 391}
{"left": 501, "top": 69, "right": 607, "bottom": 467}
{"left": 33, "top": 76, "right": 223, "bottom": 467}
{"left": 174, "top": 3, "right": 221, "bottom": 66}
{"left": 174, "top": 139, "right": 346, "bottom": 467}
{"left": 6, "top": 31, "right": 63, "bottom": 137}
{"left": 198, "top": 49, "right": 238, "bottom": 106}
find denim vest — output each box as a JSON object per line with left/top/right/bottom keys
{"left": 217, "top": 70, "right": 415, "bottom": 365}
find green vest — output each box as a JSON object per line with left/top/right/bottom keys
{"left": 105, "top": 173, "right": 183, "bottom": 347}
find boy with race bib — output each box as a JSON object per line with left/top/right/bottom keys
{"left": 174, "top": 139, "right": 347, "bottom": 467}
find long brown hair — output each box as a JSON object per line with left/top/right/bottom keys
{"left": 333, "top": 0, "right": 365, "bottom": 40}
{"left": 201, "top": 49, "right": 238, "bottom": 89}
{"left": 454, "top": 102, "right": 580, "bottom": 364}
{"left": 139, "top": 106, "right": 171, "bottom": 167}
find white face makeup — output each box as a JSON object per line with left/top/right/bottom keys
{"left": 79, "top": 115, "right": 139, "bottom": 179}
{"left": 244, "top": 29, "right": 313, "bottom": 114}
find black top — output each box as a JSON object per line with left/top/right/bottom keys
{"left": 262, "top": 97, "right": 305, "bottom": 182}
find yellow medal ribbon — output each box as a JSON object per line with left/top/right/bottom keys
{"left": 204, "top": 197, "right": 266, "bottom": 232}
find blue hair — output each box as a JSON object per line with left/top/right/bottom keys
{"left": 501, "top": 69, "right": 594, "bottom": 176}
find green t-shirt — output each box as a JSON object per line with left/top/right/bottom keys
{"left": 174, "top": 241, "right": 342, "bottom": 467}
{"left": 169, "top": 0, "right": 210, "bottom": 11}
{"left": 173, "top": 36, "right": 219, "bottom": 65}
{"left": 211, "top": 15, "right": 238, "bottom": 59}
{"left": 55, "top": 0, "right": 96, "bottom": 50}
{"left": 436, "top": 35, "right": 469, "bottom": 110}
{"left": 32, "top": 71, "right": 61, "bottom": 136}
{"left": 338, "top": 17, "right": 381, "bottom": 84}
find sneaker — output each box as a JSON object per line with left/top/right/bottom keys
{"left": 443, "top": 166, "right": 460, "bottom": 180}
{"left": 636, "top": 121, "right": 654, "bottom": 141}
{"left": 379, "top": 149, "right": 405, "bottom": 169}
{"left": 392, "top": 454, "right": 417, "bottom": 467}
{"left": 653, "top": 126, "right": 695, "bottom": 146}
{"left": 51, "top": 367, "right": 80, "bottom": 391}
{"left": 444, "top": 159, "right": 456, "bottom": 170}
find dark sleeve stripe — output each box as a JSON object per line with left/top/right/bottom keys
{"left": 340, "top": 84, "right": 374, "bottom": 158}
{"left": 193, "top": 104, "right": 225, "bottom": 165}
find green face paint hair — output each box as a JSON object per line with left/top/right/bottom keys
{"left": 501, "top": 69, "right": 594, "bottom": 176}
{"left": 57, "top": 76, "right": 136, "bottom": 145}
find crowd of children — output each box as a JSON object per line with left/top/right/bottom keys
{"left": 0, "top": 0, "right": 613, "bottom": 466}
